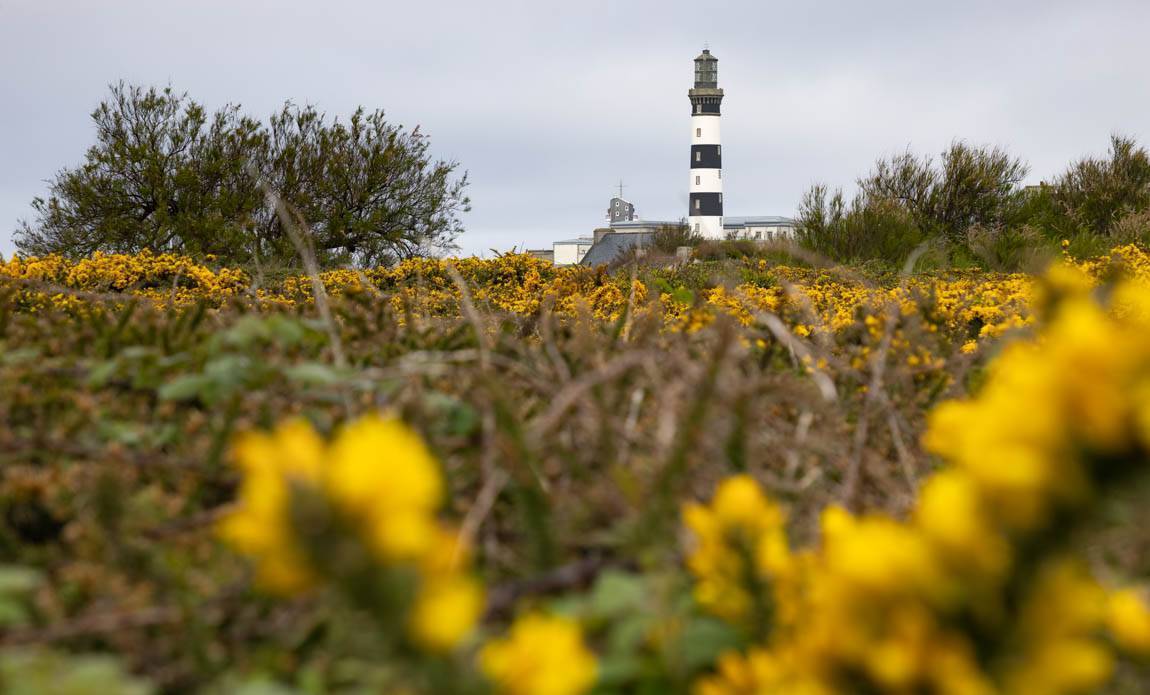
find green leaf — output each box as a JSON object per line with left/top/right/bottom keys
{"left": 0, "top": 649, "right": 152, "bottom": 695}
{"left": 1, "top": 348, "right": 40, "bottom": 366}
{"left": 675, "top": 616, "right": 743, "bottom": 672}
{"left": 223, "top": 678, "right": 301, "bottom": 695}
{"left": 283, "top": 362, "right": 343, "bottom": 387}
{"left": 423, "top": 392, "right": 480, "bottom": 436}
{"left": 671, "top": 286, "right": 695, "bottom": 304}
{"left": 0, "top": 566, "right": 40, "bottom": 594}
{"left": 157, "top": 373, "right": 211, "bottom": 401}
{"left": 595, "top": 653, "right": 645, "bottom": 687}
{"left": 203, "top": 354, "right": 254, "bottom": 384}
{"left": 86, "top": 359, "right": 120, "bottom": 387}
{"left": 589, "top": 571, "right": 647, "bottom": 619}
{"left": 0, "top": 566, "right": 41, "bottom": 628}
{"left": 605, "top": 614, "right": 651, "bottom": 655}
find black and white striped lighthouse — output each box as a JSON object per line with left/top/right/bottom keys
{"left": 688, "top": 48, "right": 724, "bottom": 238}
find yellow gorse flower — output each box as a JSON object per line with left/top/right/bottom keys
{"left": 1106, "top": 587, "right": 1150, "bottom": 657}
{"left": 217, "top": 419, "right": 325, "bottom": 594}
{"left": 479, "top": 613, "right": 598, "bottom": 695}
{"left": 324, "top": 416, "right": 445, "bottom": 561}
{"left": 690, "top": 269, "right": 1150, "bottom": 695}
{"left": 683, "top": 475, "right": 792, "bottom": 626}
{"left": 409, "top": 572, "right": 486, "bottom": 653}
{"left": 11, "top": 244, "right": 1150, "bottom": 346}
{"left": 218, "top": 414, "right": 483, "bottom": 652}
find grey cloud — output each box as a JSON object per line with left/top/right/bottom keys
{"left": 2, "top": 0, "right": 1148, "bottom": 257}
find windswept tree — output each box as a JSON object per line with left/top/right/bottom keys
{"left": 1050, "top": 134, "right": 1150, "bottom": 237}
{"left": 258, "top": 104, "right": 469, "bottom": 267}
{"left": 15, "top": 83, "right": 470, "bottom": 267}
{"left": 14, "top": 84, "right": 265, "bottom": 259}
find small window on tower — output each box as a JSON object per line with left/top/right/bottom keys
{"left": 695, "top": 151, "right": 701, "bottom": 162}
{"left": 695, "top": 175, "right": 700, "bottom": 185}
{"left": 694, "top": 223, "right": 700, "bottom": 232}
{"left": 696, "top": 127, "right": 701, "bottom": 137}
{"left": 695, "top": 199, "right": 701, "bottom": 210}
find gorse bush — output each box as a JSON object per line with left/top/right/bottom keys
{"left": 3, "top": 247, "right": 1150, "bottom": 693}
{"left": 796, "top": 136, "right": 1150, "bottom": 270}
{"left": 964, "top": 224, "right": 1050, "bottom": 273}
{"left": 691, "top": 265, "right": 1150, "bottom": 693}
{"left": 795, "top": 186, "right": 925, "bottom": 266}
{"left": 1050, "top": 135, "right": 1150, "bottom": 239}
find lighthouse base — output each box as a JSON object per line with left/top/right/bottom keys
{"left": 689, "top": 215, "right": 725, "bottom": 240}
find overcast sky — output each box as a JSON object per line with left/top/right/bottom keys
{"left": 2, "top": 0, "right": 1148, "bottom": 257}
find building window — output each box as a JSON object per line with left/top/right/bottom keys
{"left": 694, "top": 223, "right": 700, "bottom": 232}
{"left": 718, "top": 170, "right": 721, "bottom": 179}
{"left": 695, "top": 127, "right": 701, "bottom": 137}
{"left": 719, "top": 194, "right": 722, "bottom": 203}
{"left": 695, "top": 199, "right": 700, "bottom": 210}
{"left": 695, "top": 151, "right": 701, "bottom": 162}
{"left": 695, "top": 175, "right": 700, "bottom": 185}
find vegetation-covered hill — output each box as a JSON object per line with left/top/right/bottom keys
{"left": 2, "top": 248, "right": 1150, "bottom": 693}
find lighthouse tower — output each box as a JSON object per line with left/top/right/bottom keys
{"left": 688, "top": 48, "right": 724, "bottom": 239}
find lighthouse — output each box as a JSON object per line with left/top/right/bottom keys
{"left": 688, "top": 48, "right": 724, "bottom": 239}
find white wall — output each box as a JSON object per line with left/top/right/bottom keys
{"left": 689, "top": 215, "right": 725, "bottom": 239}
{"left": 691, "top": 115, "right": 721, "bottom": 144}
{"left": 553, "top": 241, "right": 592, "bottom": 265}
{"left": 728, "top": 225, "right": 796, "bottom": 240}
{"left": 689, "top": 169, "right": 721, "bottom": 191}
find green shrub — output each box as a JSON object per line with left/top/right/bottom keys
{"left": 795, "top": 185, "right": 924, "bottom": 266}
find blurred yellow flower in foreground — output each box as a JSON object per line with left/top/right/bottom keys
{"left": 216, "top": 419, "right": 325, "bottom": 594}
{"left": 689, "top": 271, "right": 1150, "bottom": 695}
{"left": 1107, "top": 588, "right": 1150, "bottom": 656}
{"left": 480, "top": 613, "right": 597, "bottom": 695}
{"left": 409, "top": 573, "right": 485, "bottom": 653}
{"left": 218, "top": 414, "right": 482, "bottom": 652}
{"left": 683, "top": 475, "right": 792, "bottom": 625}
{"left": 325, "top": 415, "right": 445, "bottom": 561}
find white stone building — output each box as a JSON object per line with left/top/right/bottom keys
{"left": 552, "top": 237, "right": 595, "bottom": 265}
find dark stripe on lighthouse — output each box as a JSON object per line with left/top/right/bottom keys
{"left": 689, "top": 192, "right": 723, "bottom": 216}
{"left": 690, "top": 145, "right": 722, "bottom": 169}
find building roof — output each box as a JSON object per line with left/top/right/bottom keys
{"left": 609, "top": 219, "right": 681, "bottom": 230}
{"left": 580, "top": 232, "right": 655, "bottom": 267}
{"left": 553, "top": 237, "right": 595, "bottom": 245}
{"left": 723, "top": 215, "right": 797, "bottom": 228}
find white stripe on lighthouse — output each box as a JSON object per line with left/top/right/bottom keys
{"left": 692, "top": 117, "right": 721, "bottom": 144}
{"left": 690, "top": 168, "right": 721, "bottom": 191}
